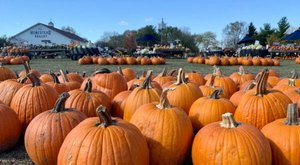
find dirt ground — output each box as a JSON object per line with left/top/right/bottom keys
{"left": 0, "top": 140, "right": 33, "bottom": 165}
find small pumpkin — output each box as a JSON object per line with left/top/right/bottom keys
{"left": 25, "top": 92, "right": 87, "bottom": 165}
{"left": 192, "top": 113, "right": 272, "bottom": 165}
{"left": 153, "top": 67, "right": 176, "bottom": 87}
{"left": 229, "top": 66, "right": 254, "bottom": 87}
{"left": 0, "top": 62, "right": 17, "bottom": 81}
{"left": 59, "top": 70, "right": 81, "bottom": 90}
{"left": 189, "top": 89, "right": 236, "bottom": 132}
{"left": 65, "top": 79, "right": 111, "bottom": 117}
{"left": 46, "top": 73, "right": 70, "bottom": 94}
{"left": 57, "top": 105, "right": 149, "bottom": 165}
{"left": 186, "top": 70, "right": 206, "bottom": 86}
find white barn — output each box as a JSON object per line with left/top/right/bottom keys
{"left": 10, "top": 22, "right": 88, "bottom": 46}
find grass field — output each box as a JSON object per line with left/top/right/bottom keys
{"left": 5, "top": 58, "right": 299, "bottom": 77}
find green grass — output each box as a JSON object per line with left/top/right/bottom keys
{"left": 5, "top": 58, "right": 298, "bottom": 78}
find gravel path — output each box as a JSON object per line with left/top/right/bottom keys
{"left": 0, "top": 140, "right": 33, "bottom": 165}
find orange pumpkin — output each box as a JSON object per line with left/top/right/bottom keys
{"left": 192, "top": 113, "right": 272, "bottom": 165}
{"left": 90, "top": 68, "right": 127, "bottom": 101}
{"left": 123, "top": 71, "right": 160, "bottom": 121}
{"left": 230, "top": 81, "right": 256, "bottom": 107}
{"left": 111, "top": 90, "right": 131, "bottom": 118}
{"left": 186, "top": 71, "right": 206, "bottom": 86}
{"left": 65, "top": 79, "right": 111, "bottom": 117}
{"left": 234, "top": 69, "right": 292, "bottom": 129}
{"left": 57, "top": 105, "right": 149, "bottom": 165}
{"left": 166, "top": 68, "right": 203, "bottom": 114}
{"left": 25, "top": 93, "right": 87, "bottom": 165}
{"left": 39, "top": 70, "right": 54, "bottom": 83}
{"left": 0, "top": 62, "right": 17, "bottom": 81}
{"left": 59, "top": 70, "right": 81, "bottom": 90}
{"left": 229, "top": 66, "right": 254, "bottom": 87}
{"left": 261, "top": 103, "right": 300, "bottom": 165}
{"left": 130, "top": 88, "right": 193, "bottom": 165}
{"left": 10, "top": 73, "right": 59, "bottom": 132}
{"left": 117, "top": 67, "right": 136, "bottom": 82}
{"left": 276, "top": 70, "right": 300, "bottom": 87}
{"left": 46, "top": 73, "right": 69, "bottom": 94}
{"left": 0, "top": 77, "right": 27, "bottom": 106}
{"left": 283, "top": 88, "right": 300, "bottom": 113}
{"left": 189, "top": 89, "right": 235, "bottom": 132}
{"left": 0, "top": 103, "right": 21, "bottom": 152}
{"left": 19, "top": 61, "right": 41, "bottom": 78}
{"left": 153, "top": 67, "right": 176, "bottom": 87}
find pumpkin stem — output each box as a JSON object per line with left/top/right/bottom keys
{"left": 209, "top": 88, "right": 222, "bottom": 99}
{"left": 84, "top": 79, "right": 93, "bottom": 93}
{"left": 65, "top": 70, "right": 69, "bottom": 74}
{"left": 59, "top": 69, "right": 69, "bottom": 83}
{"left": 238, "top": 66, "right": 246, "bottom": 75}
{"left": 23, "top": 61, "right": 31, "bottom": 74}
{"left": 255, "top": 69, "right": 269, "bottom": 96}
{"left": 175, "top": 68, "right": 188, "bottom": 85}
{"left": 27, "top": 73, "right": 41, "bottom": 87}
{"left": 82, "top": 71, "right": 86, "bottom": 78}
{"left": 141, "top": 70, "right": 153, "bottom": 89}
{"left": 17, "top": 76, "right": 27, "bottom": 83}
{"left": 290, "top": 69, "right": 298, "bottom": 79}
{"left": 52, "top": 92, "right": 70, "bottom": 113}
{"left": 117, "top": 66, "right": 124, "bottom": 76}
{"left": 158, "top": 67, "right": 167, "bottom": 77}
{"left": 156, "top": 88, "right": 176, "bottom": 109}
{"left": 96, "top": 105, "right": 115, "bottom": 127}
{"left": 288, "top": 79, "right": 296, "bottom": 87}
{"left": 51, "top": 73, "right": 60, "bottom": 84}
{"left": 168, "top": 69, "right": 177, "bottom": 77}
{"left": 220, "top": 113, "right": 239, "bottom": 128}
{"left": 208, "top": 74, "right": 216, "bottom": 87}
{"left": 14, "top": 71, "right": 20, "bottom": 79}
{"left": 93, "top": 68, "right": 111, "bottom": 76}
{"left": 129, "top": 83, "right": 139, "bottom": 91}
{"left": 214, "top": 67, "right": 222, "bottom": 76}
{"left": 243, "top": 81, "right": 256, "bottom": 92}
{"left": 285, "top": 103, "right": 299, "bottom": 125}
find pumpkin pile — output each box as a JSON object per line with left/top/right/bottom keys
{"left": 78, "top": 55, "right": 166, "bottom": 65}
{"left": 187, "top": 56, "right": 280, "bottom": 66}
{"left": 1, "top": 63, "right": 300, "bottom": 165}
{"left": 0, "top": 55, "right": 30, "bottom": 65}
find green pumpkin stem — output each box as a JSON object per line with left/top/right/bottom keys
{"left": 51, "top": 73, "right": 60, "bottom": 84}
{"left": 96, "top": 105, "right": 114, "bottom": 127}
{"left": 59, "top": 69, "right": 69, "bottom": 83}
{"left": 285, "top": 103, "right": 299, "bottom": 125}
{"left": 84, "top": 79, "right": 93, "bottom": 93}
{"left": 290, "top": 69, "right": 298, "bottom": 79}
{"left": 239, "top": 66, "right": 246, "bottom": 75}
{"left": 220, "top": 113, "right": 239, "bottom": 128}
{"left": 93, "top": 68, "right": 111, "bottom": 76}
{"left": 255, "top": 69, "right": 269, "bottom": 96}
{"left": 51, "top": 92, "right": 70, "bottom": 113}
{"left": 157, "top": 88, "right": 175, "bottom": 109}
{"left": 209, "top": 88, "right": 222, "bottom": 99}
{"left": 141, "top": 70, "right": 153, "bottom": 89}
{"left": 27, "top": 73, "right": 41, "bottom": 87}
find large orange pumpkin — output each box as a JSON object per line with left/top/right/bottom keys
{"left": 91, "top": 68, "right": 127, "bottom": 100}
{"left": 0, "top": 103, "right": 21, "bottom": 152}
{"left": 123, "top": 70, "right": 160, "bottom": 121}
{"left": 186, "top": 71, "right": 206, "bottom": 86}
{"left": 166, "top": 68, "right": 203, "bottom": 114}
{"left": 189, "top": 89, "right": 235, "bottom": 132}
{"left": 25, "top": 93, "right": 87, "bottom": 165}
{"left": 57, "top": 105, "right": 149, "bottom": 165}
{"left": 234, "top": 69, "right": 292, "bottom": 129}
{"left": 65, "top": 79, "right": 111, "bottom": 117}
{"left": 261, "top": 103, "right": 300, "bottom": 165}
{"left": 10, "top": 73, "right": 59, "bottom": 132}
{"left": 117, "top": 67, "right": 136, "bottom": 82}
{"left": 192, "top": 113, "right": 272, "bottom": 165}
{"left": 130, "top": 88, "right": 193, "bottom": 165}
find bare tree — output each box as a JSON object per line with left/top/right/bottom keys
{"left": 61, "top": 26, "right": 78, "bottom": 35}
{"left": 222, "top": 21, "right": 247, "bottom": 49}
{"left": 195, "top": 31, "right": 219, "bottom": 51}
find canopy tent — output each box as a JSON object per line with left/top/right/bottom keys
{"left": 136, "top": 34, "right": 158, "bottom": 42}
{"left": 281, "top": 29, "right": 300, "bottom": 41}
{"left": 237, "top": 35, "right": 256, "bottom": 44}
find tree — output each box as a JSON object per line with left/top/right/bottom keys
{"left": 61, "top": 26, "right": 77, "bottom": 35}
{"left": 0, "top": 35, "right": 11, "bottom": 47}
{"left": 123, "top": 30, "right": 137, "bottom": 54}
{"left": 222, "top": 21, "right": 247, "bottom": 49}
{"left": 277, "top": 16, "right": 290, "bottom": 38}
{"left": 195, "top": 31, "right": 219, "bottom": 51}
{"left": 136, "top": 25, "right": 159, "bottom": 46}
{"left": 95, "top": 32, "right": 124, "bottom": 49}
{"left": 247, "top": 22, "right": 257, "bottom": 37}
{"left": 256, "top": 23, "right": 276, "bottom": 46}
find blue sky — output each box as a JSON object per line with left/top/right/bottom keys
{"left": 0, "top": 0, "right": 299, "bottom": 42}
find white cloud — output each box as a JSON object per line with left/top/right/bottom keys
{"left": 145, "top": 17, "right": 153, "bottom": 22}
{"left": 118, "top": 20, "right": 129, "bottom": 26}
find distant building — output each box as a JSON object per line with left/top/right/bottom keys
{"left": 10, "top": 22, "right": 88, "bottom": 46}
